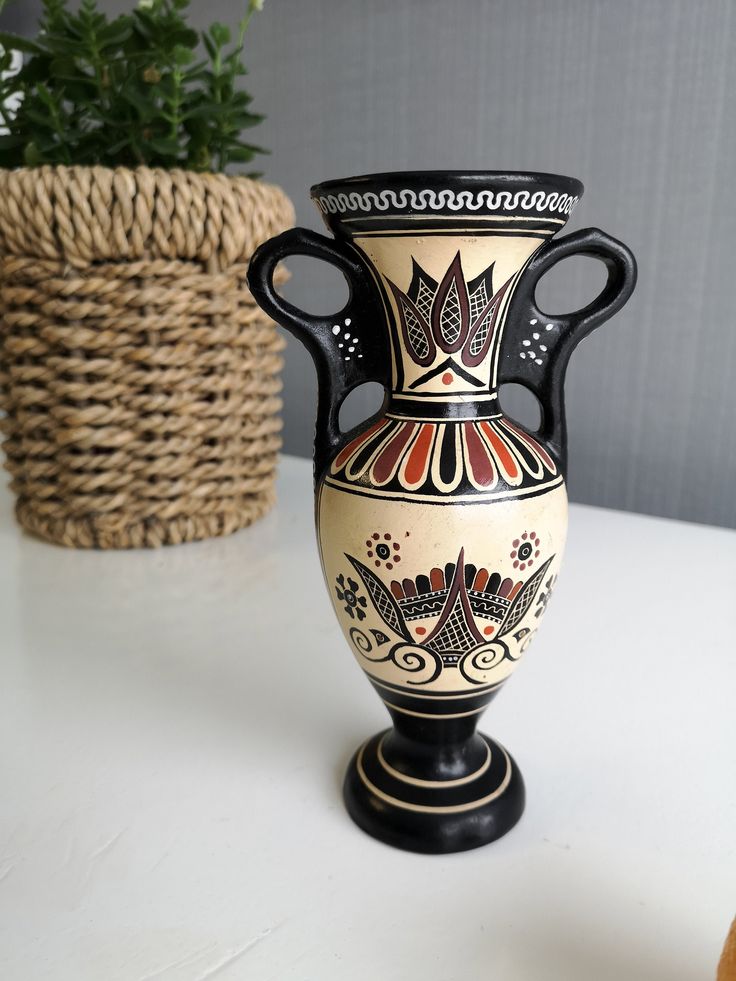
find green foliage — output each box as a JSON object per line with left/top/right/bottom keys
{"left": 0, "top": 0, "right": 266, "bottom": 172}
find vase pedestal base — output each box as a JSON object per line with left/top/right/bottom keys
{"left": 343, "top": 729, "right": 525, "bottom": 854}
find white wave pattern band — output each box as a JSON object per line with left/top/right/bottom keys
{"left": 315, "top": 188, "right": 579, "bottom": 217}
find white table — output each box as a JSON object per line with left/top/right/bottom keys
{"left": 0, "top": 455, "right": 734, "bottom": 981}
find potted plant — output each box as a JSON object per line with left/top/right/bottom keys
{"left": 0, "top": 0, "right": 293, "bottom": 548}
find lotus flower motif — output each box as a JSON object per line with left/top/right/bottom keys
{"left": 343, "top": 547, "right": 554, "bottom": 686}
{"left": 387, "top": 252, "right": 513, "bottom": 370}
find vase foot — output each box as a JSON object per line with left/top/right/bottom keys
{"left": 343, "top": 729, "right": 525, "bottom": 854}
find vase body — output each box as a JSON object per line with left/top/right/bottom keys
{"left": 248, "top": 171, "right": 636, "bottom": 852}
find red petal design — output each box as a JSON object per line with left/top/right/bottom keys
{"left": 479, "top": 421, "right": 519, "bottom": 479}
{"left": 463, "top": 422, "right": 497, "bottom": 487}
{"left": 332, "top": 419, "right": 389, "bottom": 471}
{"left": 403, "top": 422, "right": 435, "bottom": 486}
{"left": 371, "top": 423, "right": 418, "bottom": 484}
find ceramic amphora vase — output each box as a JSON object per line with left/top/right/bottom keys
{"left": 248, "top": 171, "right": 637, "bottom": 854}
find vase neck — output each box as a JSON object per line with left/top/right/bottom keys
{"left": 351, "top": 233, "right": 547, "bottom": 406}
{"left": 385, "top": 394, "right": 501, "bottom": 420}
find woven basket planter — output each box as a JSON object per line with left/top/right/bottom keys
{"left": 0, "top": 166, "right": 294, "bottom": 548}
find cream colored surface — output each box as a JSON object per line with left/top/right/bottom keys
{"left": 354, "top": 234, "right": 545, "bottom": 394}
{"left": 318, "top": 480, "right": 568, "bottom": 692}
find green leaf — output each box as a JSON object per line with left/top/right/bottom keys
{"left": 23, "top": 107, "right": 58, "bottom": 129}
{"left": 229, "top": 90, "right": 254, "bottom": 107}
{"left": 48, "top": 56, "right": 89, "bottom": 80}
{"left": 43, "top": 25, "right": 84, "bottom": 47}
{"left": 182, "top": 100, "right": 226, "bottom": 120}
{"left": 0, "top": 33, "right": 43, "bottom": 55}
{"left": 34, "top": 83, "right": 56, "bottom": 107}
{"left": 131, "top": 12, "right": 153, "bottom": 39}
{"left": 23, "top": 141, "right": 45, "bottom": 166}
{"left": 0, "top": 134, "right": 25, "bottom": 149}
{"left": 102, "top": 135, "right": 131, "bottom": 155}
{"left": 222, "top": 146, "right": 255, "bottom": 163}
{"left": 147, "top": 134, "right": 180, "bottom": 154}
{"left": 166, "top": 27, "right": 199, "bottom": 49}
{"left": 13, "top": 55, "right": 54, "bottom": 86}
{"left": 183, "top": 58, "right": 207, "bottom": 77}
{"left": 57, "top": 80, "right": 98, "bottom": 103}
{"left": 172, "top": 44, "right": 194, "bottom": 66}
{"left": 230, "top": 110, "right": 264, "bottom": 127}
{"left": 119, "top": 85, "right": 156, "bottom": 117}
{"left": 209, "top": 22, "right": 231, "bottom": 47}
{"left": 201, "top": 33, "right": 217, "bottom": 61}
{"left": 97, "top": 17, "right": 134, "bottom": 49}
{"left": 191, "top": 68, "right": 217, "bottom": 86}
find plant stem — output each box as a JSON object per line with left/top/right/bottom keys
{"left": 237, "top": 9, "right": 254, "bottom": 49}
{"left": 169, "top": 66, "right": 182, "bottom": 143}
{"left": 47, "top": 96, "right": 72, "bottom": 164}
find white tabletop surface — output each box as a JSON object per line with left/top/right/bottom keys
{"left": 0, "top": 454, "right": 734, "bottom": 981}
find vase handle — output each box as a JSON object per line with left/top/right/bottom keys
{"left": 501, "top": 227, "right": 637, "bottom": 473}
{"left": 248, "top": 228, "right": 390, "bottom": 481}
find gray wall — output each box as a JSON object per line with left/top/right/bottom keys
{"left": 4, "top": 0, "right": 736, "bottom": 528}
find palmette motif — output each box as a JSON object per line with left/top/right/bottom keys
{"left": 340, "top": 548, "right": 556, "bottom": 684}
{"left": 248, "top": 171, "right": 636, "bottom": 852}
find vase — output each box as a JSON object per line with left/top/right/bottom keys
{"left": 0, "top": 165, "right": 293, "bottom": 548}
{"left": 248, "top": 170, "right": 636, "bottom": 853}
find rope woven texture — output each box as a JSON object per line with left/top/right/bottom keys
{"left": 0, "top": 166, "right": 294, "bottom": 548}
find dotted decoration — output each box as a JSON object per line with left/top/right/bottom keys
{"left": 510, "top": 530, "right": 541, "bottom": 571}
{"left": 519, "top": 319, "right": 555, "bottom": 364}
{"left": 332, "top": 319, "right": 363, "bottom": 361}
{"left": 365, "top": 531, "right": 402, "bottom": 570}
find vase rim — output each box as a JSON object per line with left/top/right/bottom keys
{"left": 311, "top": 169, "right": 583, "bottom": 198}
{"left": 310, "top": 171, "right": 583, "bottom": 233}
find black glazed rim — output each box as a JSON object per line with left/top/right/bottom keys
{"left": 310, "top": 170, "right": 583, "bottom": 231}
{"left": 311, "top": 170, "right": 584, "bottom": 199}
